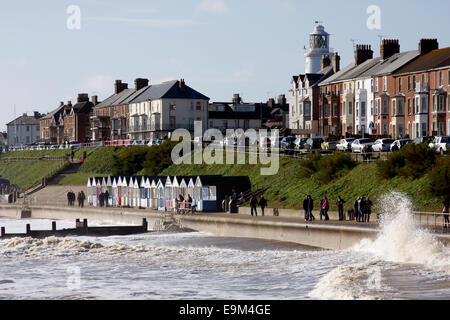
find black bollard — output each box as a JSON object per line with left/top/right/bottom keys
{"left": 83, "top": 219, "right": 88, "bottom": 232}
{"left": 76, "top": 219, "right": 81, "bottom": 229}
{"left": 1, "top": 227, "right": 5, "bottom": 238}
{"left": 52, "top": 221, "right": 57, "bottom": 232}
{"left": 26, "top": 224, "right": 31, "bottom": 235}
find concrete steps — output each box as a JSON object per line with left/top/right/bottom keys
{"left": 47, "top": 162, "right": 83, "bottom": 186}
{"left": 29, "top": 185, "right": 87, "bottom": 207}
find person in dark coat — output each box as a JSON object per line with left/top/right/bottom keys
{"left": 259, "top": 196, "right": 267, "bottom": 217}
{"left": 80, "top": 191, "right": 86, "bottom": 208}
{"left": 337, "top": 196, "right": 345, "bottom": 221}
{"left": 354, "top": 197, "right": 361, "bottom": 222}
{"left": 304, "top": 195, "right": 315, "bottom": 221}
{"left": 67, "top": 191, "right": 72, "bottom": 207}
{"left": 365, "top": 198, "right": 373, "bottom": 222}
{"left": 443, "top": 198, "right": 450, "bottom": 229}
{"left": 99, "top": 192, "right": 104, "bottom": 208}
{"left": 303, "top": 196, "right": 309, "bottom": 221}
{"left": 359, "top": 197, "right": 366, "bottom": 223}
{"left": 104, "top": 191, "right": 110, "bottom": 207}
{"left": 77, "top": 192, "right": 82, "bottom": 207}
{"left": 250, "top": 194, "right": 259, "bottom": 217}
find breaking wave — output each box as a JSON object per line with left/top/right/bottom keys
{"left": 310, "top": 192, "right": 450, "bottom": 300}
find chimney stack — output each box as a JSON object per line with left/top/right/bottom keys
{"left": 67, "top": 101, "right": 72, "bottom": 108}
{"left": 91, "top": 95, "right": 99, "bottom": 106}
{"left": 33, "top": 111, "right": 41, "bottom": 119}
{"left": 277, "top": 95, "right": 286, "bottom": 107}
{"left": 135, "top": 78, "right": 149, "bottom": 91}
{"left": 267, "top": 98, "right": 275, "bottom": 108}
{"left": 321, "top": 55, "right": 331, "bottom": 70}
{"left": 419, "top": 39, "right": 439, "bottom": 55}
{"left": 60, "top": 101, "right": 64, "bottom": 107}
{"left": 355, "top": 45, "right": 373, "bottom": 66}
{"left": 233, "top": 94, "right": 242, "bottom": 105}
{"left": 179, "top": 79, "right": 186, "bottom": 90}
{"left": 381, "top": 39, "right": 400, "bottom": 60}
{"left": 333, "top": 53, "right": 341, "bottom": 73}
{"left": 77, "top": 93, "right": 89, "bottom": 103}
{"left": 114, "top": 80, "right": 128, "bottom": 94}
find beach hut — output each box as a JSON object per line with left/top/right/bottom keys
{"left": 157, "top": 178, "right": 166, "bottom": 211}
{"left": 122, "top": 177, "right": 130, "bottom": 207}
{"left": 187, "top": 178, "right": 195, "bottom": 204}
{"left": 112, "top": 177, "right": 118, "bottom": 207}
{"left": 139, "top": 176, "right": 146, "bottom": 208}
{"left": 117, "top": 177, "right": 123, "bottom": 207}
{"left": 106, "top": 176, "right": 113, "bottom": 207}
{"left": 143, "top": 177, "right": 151, "bottom": 209}
{"left": 150, "top": 179, "right": 158, "bottom": 210}
{"left": 96, "top": 178, "right": 102, "bottom": 207}
{"left": 128, "top": 177, "right": 135, "bottom": 207}
{"left": 164, "top": 177, "right": 174, "bottom": 211}
{"left": 179, "top": 178, "right": 188, "bottom": 199}
{"left": 101, "top": 177, "right": 107, "bottom": 194}
{"left": 87, "top": 178, "right": 92, "bottom": 206}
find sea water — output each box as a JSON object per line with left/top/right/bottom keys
{"left": 0, "top": 192, "right": 449, "bottom": 300}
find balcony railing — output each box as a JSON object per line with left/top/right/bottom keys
{"left": 129, "top": 124, "right": 161, "bottom": 133}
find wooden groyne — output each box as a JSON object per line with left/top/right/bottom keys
{"left": 0, "top": 218, "right": 149, "bottom": 239}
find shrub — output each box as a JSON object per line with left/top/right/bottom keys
{"left": 299, "top": 151, "right": 357, "bottom": 184}
{"left": 428, "top": 156, "right": 450, "bottom": 197}
{"left": 142, "top": 140, "right": 179, "bottom": 176}
{"left": 377, "top": 143, "right": 436, "bottom": 179}
{"left": 111, "top": 147, "right": 149, "bottom": 176}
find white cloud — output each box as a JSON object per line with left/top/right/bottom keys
{"left": 197, "top": 0, "right": 229, "bottom": 14}
{"left": 88, "top": 16, "right": 196, "bottom": 28}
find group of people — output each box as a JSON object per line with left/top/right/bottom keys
{"left": 302, "top": 195, "right": 373, "bottom": 223}
{"left": 249, "top": 194, "right": 267, "bottom": 217}
{"left": 175, "top": 194, "right": 195, "bottom": 214}
{"left": 353, "top": 197, "right": 373, "bottom": 222}
{"left": 67, "top": 190, "right": 86, "bottom": 208}
{"left": 98, "top": 191, "right": 110, "bottom": 208}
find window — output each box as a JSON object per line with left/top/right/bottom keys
{"left": 342, "top": 102, "right": 346, "bottom": 115}
{"left": 324, "top": 104, "right": 329, "bottom": 118}
{"left": 375, "top": 78, "right": 379, "bottom": 92}
{"left": 383, "top": 100, "right": 388, "bottom": 114}
{"left": 433, "top": 96, "right": 437, "bottom": 112}
{"left": 190, "top": 102, "right": 194, "bottom": 111}
{"left": 413, "top": 98, "right": 416, "bottom": 114}
{"left": 356, "top": 102, "right": 359, "bottom": 117}
{"left": 196, "top": 102, "right": 202, "bottom": 111}
{"left": 383, "top": 124, "right": 388, "bottom": 134}
{"left": 413, "top": 76, "right": 416, "bottom": 90}
{"left": 392, "top": 100, "right": 396, "bottom": 116}
{"left": 26, "top": 126, "right": 30, "bottom": 132}
{"left": 439, "top": 96, "right": 445, "bottom": 112}
{"left": 439, "top": 72, "right": 444, "bottom": 87}
{"left": 408, "top": 99, "right": 411, "bottom": 115}
{"left": 348, "top": 102, "right": 352, "bottom": 115}
{"left": 399, "top": 78, "right": 402, "bottom": 92}
{"left": 371, "top": 79, "right": 374, "bottom": 91}
{"left": 383, "top": 76, "right": 387, "bottom": 91}
{"left": 422, "top": 97, "right": 428, "bottom": 113}
{"left": 398, "top": 100, "right": 404, "bottom": 115}
{"left": 408, "top": 76, "right": 411, "bottom": 91}
{"left": 361, "top": 102, "right": 366, "bottom": 117}
{"left": 371, "top": 100, "right": 374, "bottom": 116}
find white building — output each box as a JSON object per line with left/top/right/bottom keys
{"left": 6, "top": 112, "right": 42, "bottom": 147}
{"left": 128, "top": 79, "right": 209, "bottom": 140}
{"left": 304, "top": 24, "right": 332, "bottom": 74}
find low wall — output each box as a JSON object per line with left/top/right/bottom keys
{"left": 238, "top": 207, "right": 342, "bottom": 220}
{"left": 1, "top": 205, "right": 449, "bottom": 251}
{"left": 179, "top": 214, "right": 378, "bottom": 250}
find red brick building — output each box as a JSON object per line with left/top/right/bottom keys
{"left": 62, "top": 94, "right": 96, "bottom": 143}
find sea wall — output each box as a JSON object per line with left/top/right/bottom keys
{"left": 1, "top": 205, "right": 449, "bottom": 250}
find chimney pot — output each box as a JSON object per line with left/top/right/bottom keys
{"left": 333, "top": 53, "right": 341, "bottom": 73}
{"left": 77, "top": 93, "right": 89, "bottom": 103}
{"left": 321, "top": 55, "right": 331, "bottom": 70}
{"left": 91, "top": 95, "right": 99, "bottom": 106}
{"left": 135, "top": 78, "right": 149, "bottom": 91}
{"left": 114, "top": 80, "right": 128, "bottom": 94}
{"left": 355, "top": 44, "right": 373, "bottom": 65}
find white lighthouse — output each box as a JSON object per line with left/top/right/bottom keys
{"left": 304, "top": 23, "right": 331, "bottom": 74}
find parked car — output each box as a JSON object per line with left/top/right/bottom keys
{"left": 390, "top": 139, "right": 412, "bottom": 152}
{"left": 304, "top": 137, "right": 324, "bottom": 150}
{"left": 280, "top": 136, "right": 297, "bottom": 149}
{"left": 429, "top": 136, "right": 450, "bottom": 155}
{"left": 351, "top": 138, "right": 374, "bottom": 153}
{"left": 372, "top": 138, "right": 394, "bottom": 152}
{"left": 413, "top": 136, "right": 435, "bottom": 145}
{"left": 321, "top": 137, "right": 338, "bottom": 151}
{"left": 294, "top": 137, "right": 309, "bottom": 149}
{"left": 336, "top": 138, "right": 356, "bottom": 152}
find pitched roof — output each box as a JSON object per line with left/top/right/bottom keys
{"left": 94, "top": 88, "right": 135, "bottom": 109}
{"left": 319, "top": 63, "right": 356, "bottom": 85}
{"left": 41, "top": 104, "right": 66, "bottom": 120}
{"left": 6, "top": 114, "right": 41, "bottom": 126}
{"left": 130, "top": 80, "right": 209, "bottom": 103}
{"left": 71, "top": 101, "right": 94, "bottom": 114}
{"left": 359, "top": 50, "right": 420, "bottom": 77}
{"left": 394, "top": 47, "right": 450, "bottom": 75}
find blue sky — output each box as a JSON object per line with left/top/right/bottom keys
{"left": 1, "top": 0, "right": 449, "bottom": 131}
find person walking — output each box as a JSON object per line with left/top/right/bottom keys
{"left": 80, "top": 191, "right": 86, "bottom": 208}
{"left": 67, "top": 191, "right": 72, "bottom": 207}
{"left": 306, "top": 195, "right": 315, "bottom": 221}
{"left": 359, "top": 197, "right": 366, "bottom": 223}
{"left": 322, "top": 197, "right": 330, "bottom": 221}
{"left": 354, "top": 197, "right": 360, "bottom": 222}
{"left": 303, "top": 196, "right": 309, "bottom": 221}
{"left": 104, "top": 190, "right": 110, "bottom": 207}
{"left": 337, "top": 196, "right": 345, "bottom": 221}
{"left": 250, "top": 194, "right": 259, "bottom": 217}
{"left": 319, "top": 198, "right": 324, "bottom": 221}
{"left": 77, "top": 192, "right": 82, "bottom": 207}
{"left": 365, "top": 198, "right": 373, "bottom": 223}
{"left": 443, "top": 198, "right": 450, "bottom": 229}
{"left": 259, "top": 195, "right": 267, "bottom": 217}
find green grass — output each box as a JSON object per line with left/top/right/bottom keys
{"left": 58, "top": 172, "right": 108, "bottom": 186}
{"left": 0, "top": 160, "right": 68, "bottom": 191}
